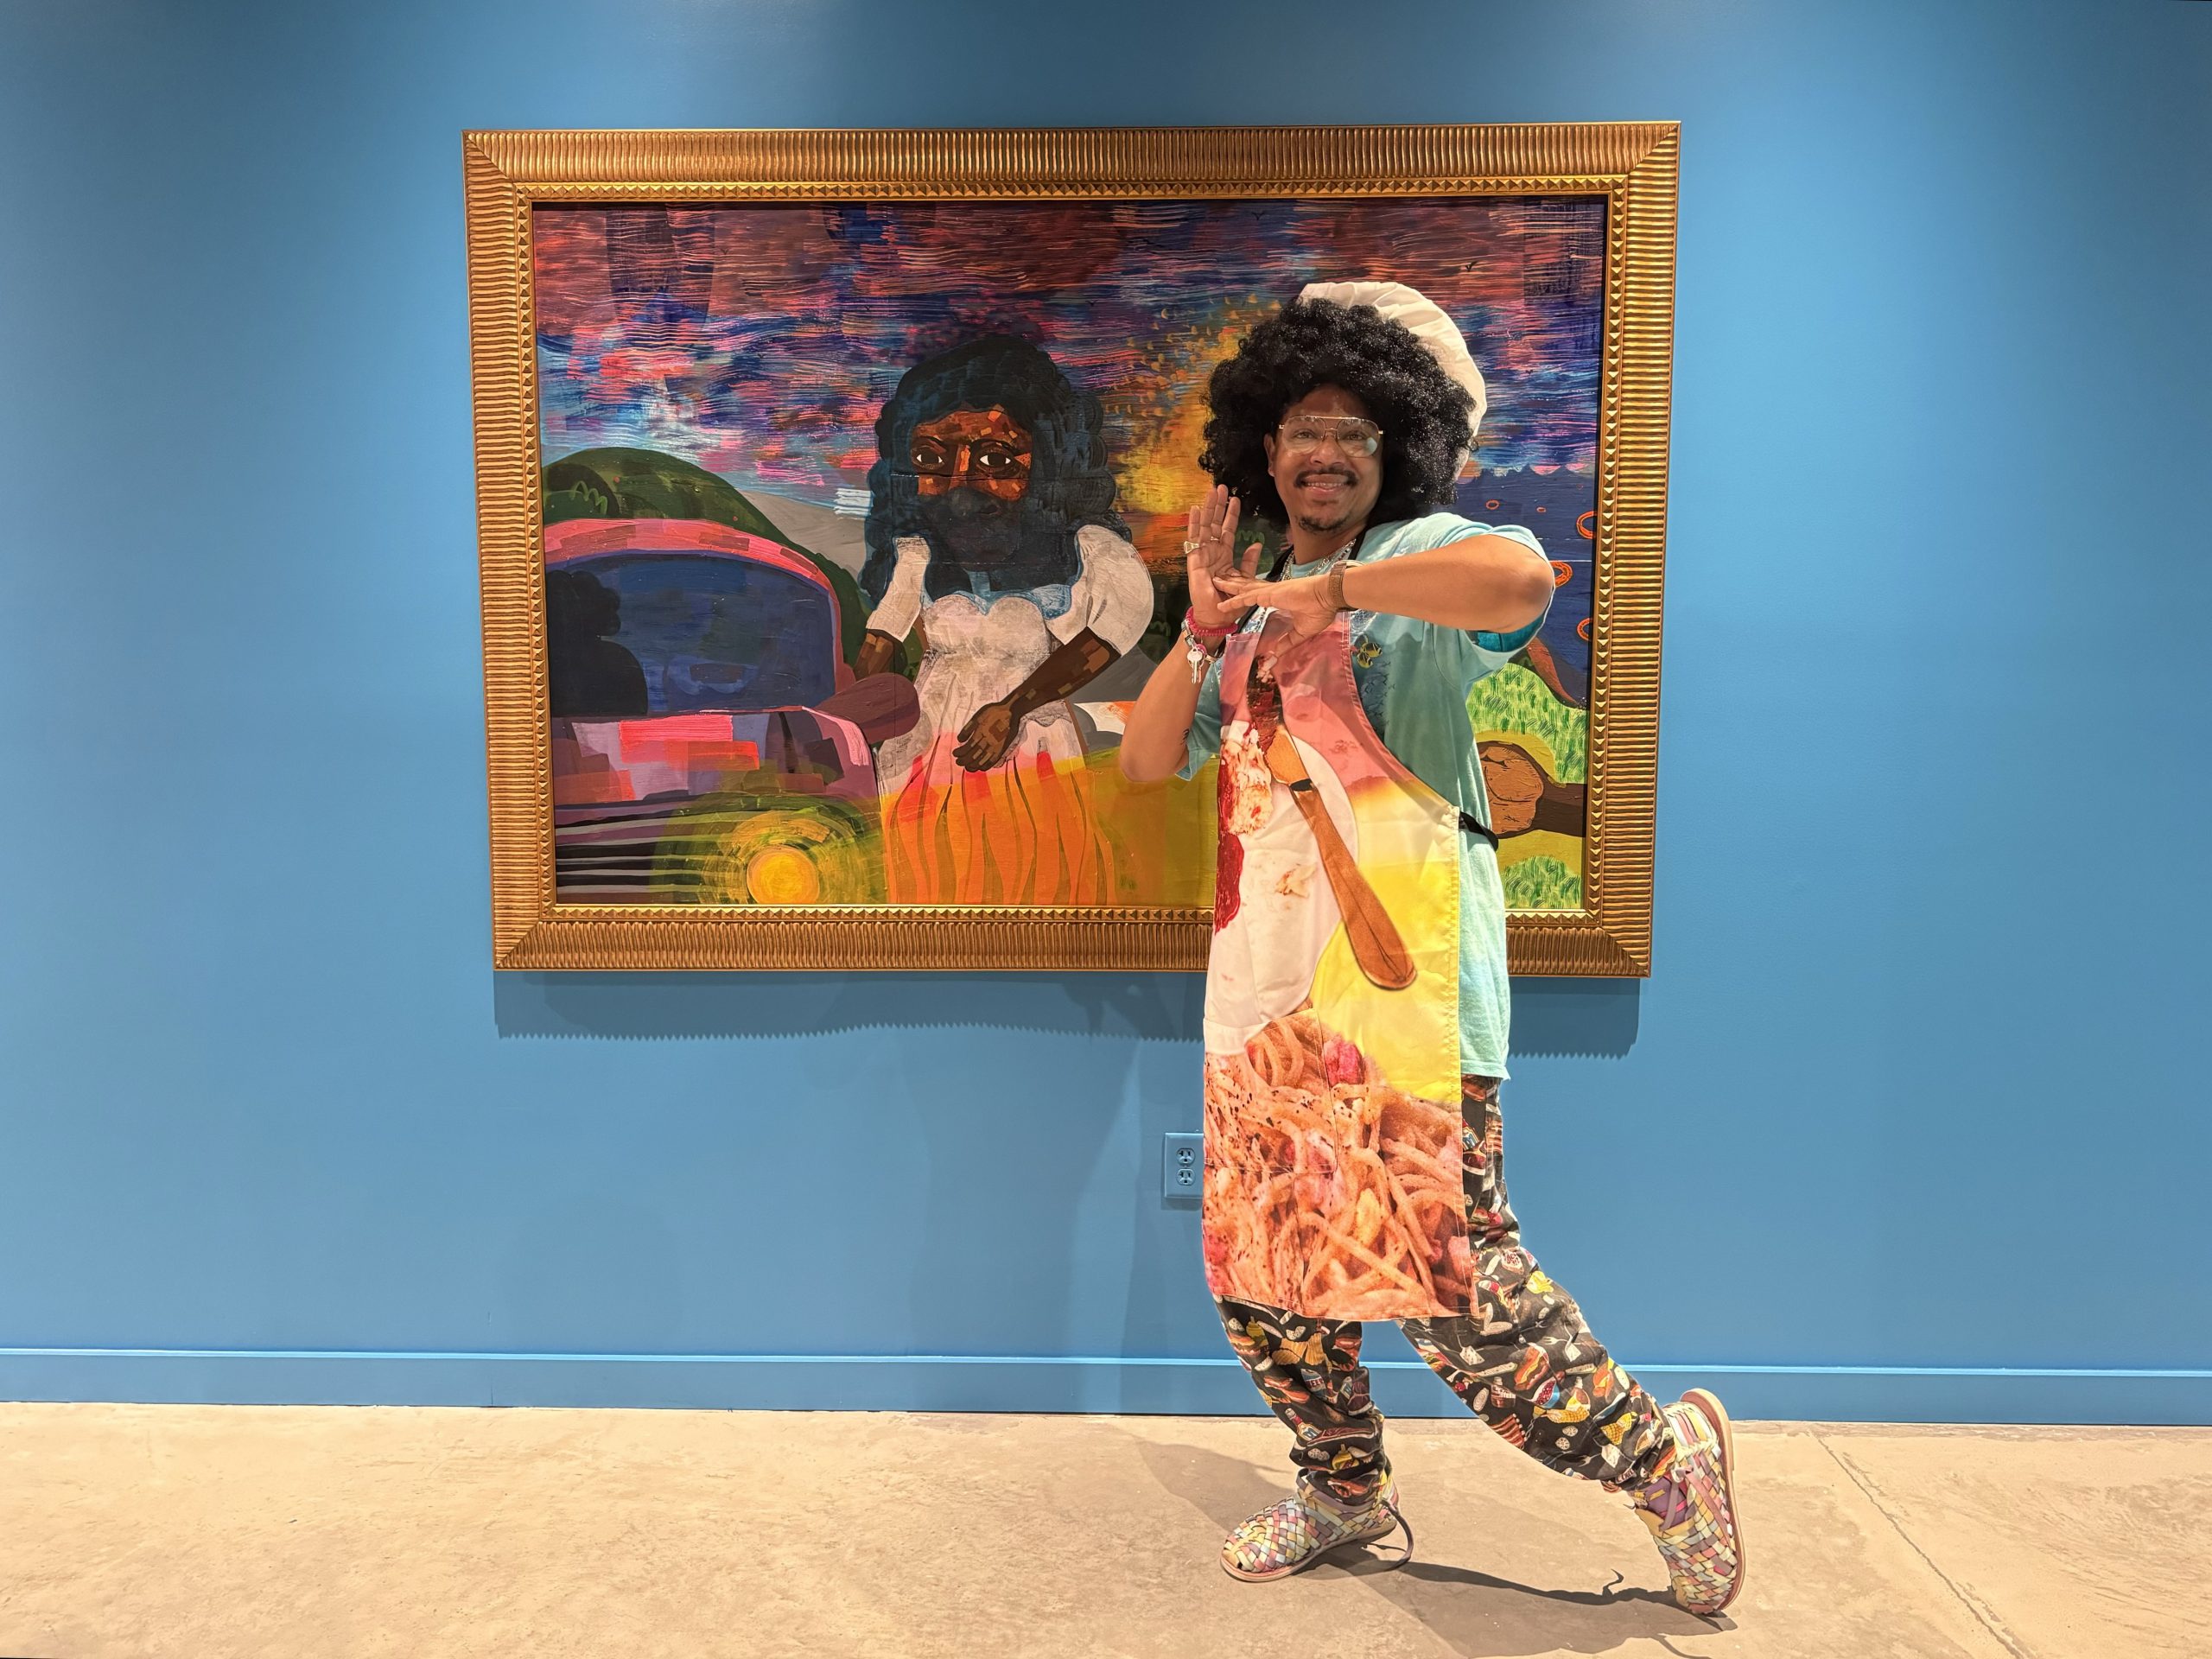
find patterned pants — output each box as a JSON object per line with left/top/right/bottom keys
{"left": 1214, "top": 1077, "right": 1680, "bottom": 1507}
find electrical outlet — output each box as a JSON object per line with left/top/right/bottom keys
{"left": 1163, "top": 1132, "right": 1203, "bottom": 1201}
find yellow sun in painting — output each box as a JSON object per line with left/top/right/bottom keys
{"left": 745, "top": 844, "right": 823, "bottom": 906}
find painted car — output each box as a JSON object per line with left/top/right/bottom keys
{"left": 543, "top": 517, "right": 909, "bottom": 905}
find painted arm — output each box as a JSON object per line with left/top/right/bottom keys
{"left": 954, "top": 522, "right": 1161, "bottom": 771}
{"left": 953, "top": 629, "right": 1117, "bottom": 771}
{"left": 854, "top": 629, "right": 901, "bottom": 677}
{"left": 1219, "top": 533, "right": 1553, "bottom": 639}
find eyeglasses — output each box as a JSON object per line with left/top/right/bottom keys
{"left": 1276, "top": 416, "right": 1382, "bottom": 458}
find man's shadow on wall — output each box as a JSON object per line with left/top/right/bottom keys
{"left": 492, "top": 971, "right": 1637, "bottom": 1055}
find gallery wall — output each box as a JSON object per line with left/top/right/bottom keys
{"left": 1, "top": 0, "right": 2205, "bottom": 1422}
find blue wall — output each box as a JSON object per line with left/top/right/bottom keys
{"left": 2, "top": 0, "right": 2206, "bottom": 1423}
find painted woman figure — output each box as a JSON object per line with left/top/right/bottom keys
{"left": 1118, "top": 287, "right": 1747, "bottom": 1614}
{"left": 855, "top": 335, "right": 1153, "bottom": 905}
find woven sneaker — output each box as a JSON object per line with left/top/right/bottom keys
{"left": 1630, "top": 1389, "right": 1746, "bottom": 1616}
{"left": 1221, "top": 1471, "right": 1408, "bottom": 1582}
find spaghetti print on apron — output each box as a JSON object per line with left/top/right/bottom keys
{"left": 1201, "top": 594, "right": 1469, "bottom": 1322}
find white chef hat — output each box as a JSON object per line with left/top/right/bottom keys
{"left": 1298, "top": 280, "right": 1486, "bottom": 458}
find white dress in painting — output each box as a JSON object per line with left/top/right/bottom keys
{"left": 864, "top": 524, "right": 1153, "bottom": 904}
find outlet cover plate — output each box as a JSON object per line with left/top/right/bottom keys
{"left": 1163, "top": 1132, "right": 1203, "bottom": 1201}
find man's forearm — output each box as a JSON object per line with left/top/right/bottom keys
{"left": 1120, "top": 645, "right": 1208, "bottom": 783}
{"left": 1341, "top": 534, "right": 1554, "bottom": 632}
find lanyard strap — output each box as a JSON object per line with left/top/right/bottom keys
{"left": 1458, "top": 810, "right": 1498, "bottom": 849}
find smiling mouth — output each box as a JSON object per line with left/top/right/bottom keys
{"left": 1298, "top": 471, "right": 1354, "bottom": 490}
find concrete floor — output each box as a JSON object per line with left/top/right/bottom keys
{"left": 1, "top": 1406, "right": 2206, "bottom": 1658}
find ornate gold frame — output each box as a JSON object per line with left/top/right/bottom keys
{"left": 466, "top": 123, "right": 1676, "bottom": 974}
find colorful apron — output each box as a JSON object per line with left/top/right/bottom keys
{"left": 1201, "top": 595, "right": 1471, "bottom": 1322}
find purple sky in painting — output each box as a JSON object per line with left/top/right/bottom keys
{"left": 532, "top": 196, "right": 1606, "bottom": 507}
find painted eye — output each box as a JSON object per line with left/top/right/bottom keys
{"left": 971, "top": 442, "right": 1024, "bottom": 474}
{"left": 910, "top": 438, "right": 950, "bottom": 472}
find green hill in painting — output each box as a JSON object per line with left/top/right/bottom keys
{"left": 543, "top": 447, "right": 871, "bottom": 671}
{"left": 546, "top": 447, "right": 794, "bottom": 540}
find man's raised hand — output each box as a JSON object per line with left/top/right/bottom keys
{"left": 1183, "top": 485, "right": 1250, "bottom": 630}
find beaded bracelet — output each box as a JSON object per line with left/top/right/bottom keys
{"left": 1182, "top": 606, "right": 1234, "bottom": 643}
{"left": 1179, "top": 616, "right": 1230, "bottom": 683}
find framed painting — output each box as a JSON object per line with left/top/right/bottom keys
{"left": 465, "top": 124, "right": 1676, "bottom": 973}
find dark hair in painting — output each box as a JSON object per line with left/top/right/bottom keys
{"left": 861, "top": 334, "right": 1122, "bottom": 604}
{"left": 1200, "top": 297, "right": 1474, "bottom": 529}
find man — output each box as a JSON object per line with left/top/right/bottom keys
{"left": 1119, "top": 289, "right": 1745, "bottom": 1615}
{"left": 855, "top": 334, "right": 1153, "bottom": 904}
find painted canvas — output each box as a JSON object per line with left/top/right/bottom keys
{"left": 528, "top": 196, "right": 1603, "bottom": 913}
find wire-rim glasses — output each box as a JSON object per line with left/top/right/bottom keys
{"left": 1276, "top": 416, "right": 1383, "bottom": 458}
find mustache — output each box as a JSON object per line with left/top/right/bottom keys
{"left": 1296, "top": 467, "right": 1357, "bottom": 485}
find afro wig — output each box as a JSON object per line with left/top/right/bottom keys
{"left": 1199, "top": 297, "right": 1475, "bottom": 529}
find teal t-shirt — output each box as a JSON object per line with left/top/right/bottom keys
{"left": 1179, "top": 511, "right": 1551, "bottom": 1080}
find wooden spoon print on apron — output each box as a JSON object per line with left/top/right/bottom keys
{"left": 1262, "top": 726, "right": 1415, "bottom": 990}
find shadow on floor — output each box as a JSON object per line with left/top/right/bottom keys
{"left": 1130, "top": 1435, "right": 1726, "bottom": 1657}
